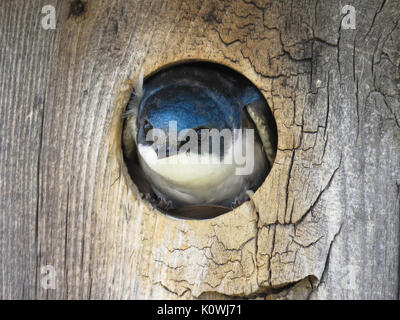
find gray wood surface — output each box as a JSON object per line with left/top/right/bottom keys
{"left": 0, "top": 0, "right": 399, "bottom": 299}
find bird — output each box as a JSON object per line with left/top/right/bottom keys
{"left": 122, "top": 62, "right": 276, "bottom": 218}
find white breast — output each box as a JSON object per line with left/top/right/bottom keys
{"left": 137, "top": 133, "right": 265, "bottom": 207}
{"left": 138, "top": 145, "right": 237, "bottom": 188}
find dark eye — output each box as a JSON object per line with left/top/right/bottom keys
{"left": 178, "top": 135, "right": 191, "bottom": 149}
{"left": 143, "top": 120, "right": 153, "bottom": 135}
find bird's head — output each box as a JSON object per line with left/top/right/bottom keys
{"left": 137, "top": 86, "right": 237, "bottom": 158}
{"left": 136, "top": 63, "right": 257, "bottom": 158}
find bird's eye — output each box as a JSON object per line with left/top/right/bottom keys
{"left": 143, "top": 120, "right": 153, "bottom": 135}
{"left": 178, "top": 135, "right": 191, "bottom": 149}
{"left": 195, "top": 128, "right": 204, "bottom": 134}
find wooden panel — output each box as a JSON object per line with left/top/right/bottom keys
{"left": 1, "top": 0, "right": 399, "bottom": 299}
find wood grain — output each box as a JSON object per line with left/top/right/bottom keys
{"left": 0, "top": 0, "right": 399, "bottom": 299}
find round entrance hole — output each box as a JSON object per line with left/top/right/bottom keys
{"left": 122, "top": 62, "right": 277, "bottom": 219}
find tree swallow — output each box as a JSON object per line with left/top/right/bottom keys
{"left": 123, "top": 63, "right": 276, "bottom": 218}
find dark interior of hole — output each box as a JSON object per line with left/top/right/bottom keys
{"left": 122, "top": 61, "right": 277, "bottom": 220}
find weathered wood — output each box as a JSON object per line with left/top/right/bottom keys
{"left": 0, "top": 0, "right": 399, "bottom": 299}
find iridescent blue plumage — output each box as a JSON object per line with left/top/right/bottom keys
{"left": 123, "top": 62, "right": 275, "bottom": 217}
{"left": 137, "top": 63, "right": 261, "bottom": 135}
